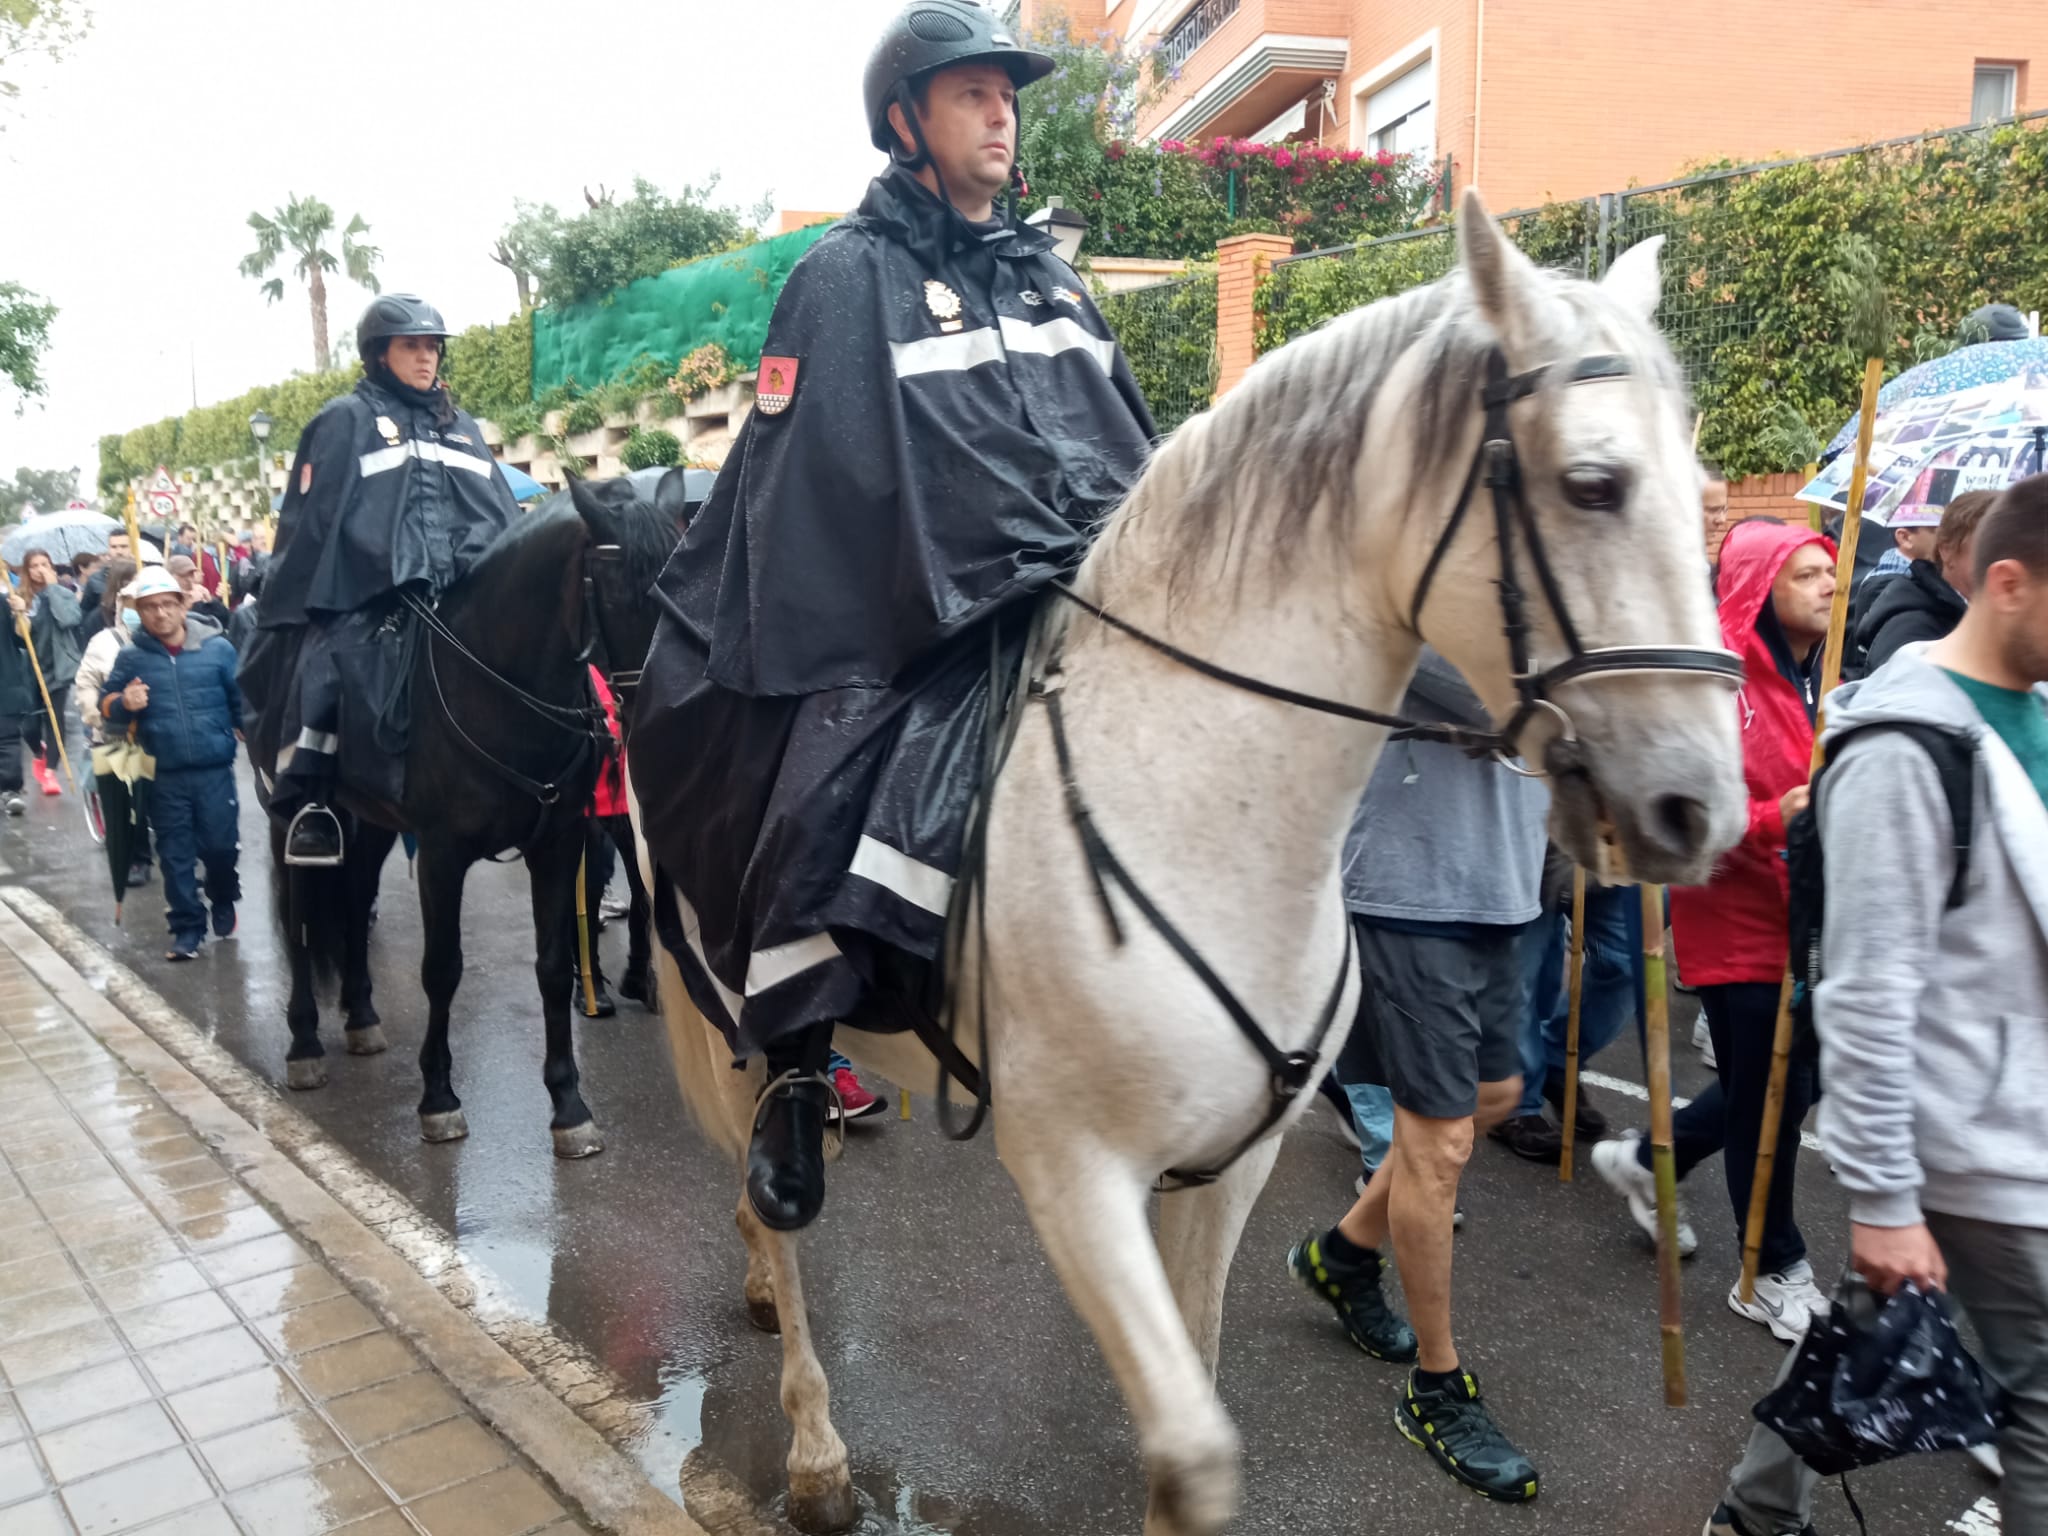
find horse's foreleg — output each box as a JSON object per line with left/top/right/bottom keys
{"left": 1002, "top": 1136, "right": 1239, "bottom": 1536}
{"left": 1155, "top": 1137, "right": 1283, "bottom": 1381}
{"left": 739, "top": 1196, "right": 855, "bottom": 1534}
{"left": 415, "top": 845, "right": 470, "bottom": 1143}
{"left": 342, "top": 824, "right": 394, "bottom": 1055}
{"left": 528, "top": 821, "right": 601, "bottom": 1159}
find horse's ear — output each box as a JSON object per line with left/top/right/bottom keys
{"left": 566, "top": 474, "right": 611, "bottom": 538}
{"left": 1602, "top": 234, "right": 1665, "bottom": 323}
{"left": 1457, "top": 186, "right": 1542, "bottom": 363}
{"left": 653, "top": 467, "right": 690, "bottom": 527}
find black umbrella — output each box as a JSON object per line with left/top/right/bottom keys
{"left": 91, "top": 728, "right": 155, "bottom": 922}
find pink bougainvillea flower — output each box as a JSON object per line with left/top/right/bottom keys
{"left": 1273, "top": 147, "right": 1294, "bottom": 169}
{"left": 1376, "top": 149, "right": 1396, "bottom": 167}
{"left": 1334, "top": 201, "right": 1347, "bottom": 212}
{"left": 1370, "top": 170, "right": 1385, "bottom": 184}
{"left": 1341, "top": 149, "right": 1364, "bottom": 163}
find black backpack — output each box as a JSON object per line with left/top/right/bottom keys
{"left": 1786, "top": 723, "right": 1976, "bottom": 1033}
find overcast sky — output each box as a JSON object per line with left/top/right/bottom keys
{"left": 0, "top": 0, "right": 914, "bottom": 497}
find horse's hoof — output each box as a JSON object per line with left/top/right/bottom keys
{"left": 285, "top": 1059, "right": 327, "bottom": 1091}
{"left": 419, "top": 1110, "right": 470, "bottom": 1143}
{"left": 345, "top": 1025, "right": 388, "bottom": 1056}
{"left": 745, "top": 1294, "right": 780, "bottom": 1334}
{"left": 785, "top": 1470, "right": 858, "bottom": 1535}
{"left": 551, "top": 1121, "right": 604, "bottom": 1160}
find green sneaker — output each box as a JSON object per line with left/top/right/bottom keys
{"left": 1286, "top": 1231, "right": 1418, "bottom": 1363}
{"left": 1395, "top": 1368, "right": 1539, "bottom": 1503}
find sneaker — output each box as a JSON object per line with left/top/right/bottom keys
{"left": 830, "top": 1065, "right": 884, "bottom": 1121}
{"left": 1543, "top": 1071, "right": 1608, "bottom": 1138}
{"left": 1703, "top": 1501, "right": 1817, "bottom": 1536}
{"left": 599, "top": 893, "right": 631, "bottom": 922}
{"left": 1394, "top": 1368, "right": 1539, "bottom": 1502}
{"left": 164, "top": 942, "right": 200, "bottom": 962}
{"left": 127, "top": 861, "right": 151, "bottom": 886}
{"left": 1488, "top": 1113, "right": 1563, "bottom": 1163}
{"left": 32, "top": 758, "right": 60, "bottom": 796}
{"left": 1728, "top": 1261, "right": 1824, "bottom": 1345}
{"left": 1287, "top": 1231, "right": 1418, "bottom": 1363}
{"left": 1694, "top": 1015, "right": 1717, "bottom": 1070}
{"left": 1591, "top": 1134, "right": 1699, "bottom": 1259}
{"left": 4, "top": 793, "right": 22, "bottom": 816}
{"left": 212, "top": 905, "right": 237, "bottom": 940}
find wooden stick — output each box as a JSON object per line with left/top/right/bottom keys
{"left": 124, "top": 486, "right": 142, "bottom": 557}
{"left": 574, "top": 847, "right": 599, "bottom": 1018}
{"left": 1640, "top": 883, "right": 1687, "bottom": 1406}
{"left": 1558, "top": 867, "right": 1587, "bottom": 1182}
{"left": 11, "top": 584, "right": 80, "bottom": 797}
{"left": 1804, "top": 461, "right": 1822, "bottom": 533}
{"left": 1739, "top": 353, "right": 1882, "bottom": 1303}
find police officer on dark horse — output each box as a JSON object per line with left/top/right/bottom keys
{"left": 632, "top": 2, "right": 1157, "bottom": 1232}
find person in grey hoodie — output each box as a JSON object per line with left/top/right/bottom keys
{"left": 1706, "top": 475, "right": 2048, "bottom": 1536}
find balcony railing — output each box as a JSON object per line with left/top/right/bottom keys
{"left": 1158, "top": 0, "right": 1240, "bottom": 76}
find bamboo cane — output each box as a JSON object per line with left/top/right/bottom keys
{"left": 1804, "top": 461, "right": 1822, "bottom": 533}
{"left": 124, "top": 486, "right": 142, "bottom": 559}
{"left": 1738, "top": 354, "right": 1882, "bottom": 1303}
{"left": 574, "top": 848, "right": 599, "bottom": 1018}
{"left": 1558, "top": 867, "right": 1588, "bottom": 1182}
{"left": 1640, "top": 882, "right": 1687, "bottom": 1406}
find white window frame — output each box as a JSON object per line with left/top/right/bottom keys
{"left": 1350, "top": 29, "right": 1439, "bottom": 160}
{"left": 1972, "top": 63, "right": 2018, "bottom": 125}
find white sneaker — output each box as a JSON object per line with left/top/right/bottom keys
{"left": 1591, "top": 1134, "right": 1699, "bottom": 1258}
{"left": 1693, "top": 1016, "right": 1717, "bottom": 1070}
{"left": 1728, "top": 1262, "right": 1824, "bottom": 1344}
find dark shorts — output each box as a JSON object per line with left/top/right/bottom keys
{"left": 1348, "top": 916, "right": 1529, "bottom": 1120}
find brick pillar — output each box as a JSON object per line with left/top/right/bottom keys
{"left": 1214, "top": 232, "right": 1295, "bottom": 399}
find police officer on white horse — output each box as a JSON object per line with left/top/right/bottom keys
{"left": 633, "top": 1, "right": 1158, "bottom": 1232}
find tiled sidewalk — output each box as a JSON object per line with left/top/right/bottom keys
{"left": 0, "top": 947, "right": 588, "bottom": 1536}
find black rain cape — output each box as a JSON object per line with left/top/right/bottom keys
{"left": 633, "top": 165, "right": 1157, "bottom": 1057}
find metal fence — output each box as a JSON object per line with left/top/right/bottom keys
{"left": 1099, "top": 273, "right": 1219, "bottom": 435}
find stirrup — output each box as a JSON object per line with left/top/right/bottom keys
{"left": 283, "top": 803, "right": 346, "bottom": 867}
{"left": 752, "top": 1069, "right": 846, "bottom": 1160}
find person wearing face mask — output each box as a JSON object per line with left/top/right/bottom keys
{"left": 74, "top": 558, "right": 154, "bottom": 886}
{"left": 240, "top": 293, "right": 520, "bottom": 865}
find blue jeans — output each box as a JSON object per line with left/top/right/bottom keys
{"left": 152, "top": 765, "right": 241, "bottom": 949}
{"left": 1515, "top": 882, "right": 1641, "bottom": 1118}
{"left": 1332, "top": 971, "right": 1395, "bottom": 1174}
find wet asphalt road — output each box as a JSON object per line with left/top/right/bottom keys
{"left": 0, "top": 769, "right": 1997, "bottom": 1535}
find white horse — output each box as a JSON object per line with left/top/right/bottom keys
{"left": 641, "top": 188, "right": 1747, "bottom": 1536}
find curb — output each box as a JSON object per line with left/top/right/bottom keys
{"left": 0, "top": 892, "right": 706, "bottom": 1536}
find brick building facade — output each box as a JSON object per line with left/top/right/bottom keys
{"left": 1024, "top": 0, "right": 2043, "bottom": 210}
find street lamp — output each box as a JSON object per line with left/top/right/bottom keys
{"left": 248, "top": 410, "right": 274, "bottom": 525}
{"left": 1026, "top": 196, "right": 1088, "bottom": 266}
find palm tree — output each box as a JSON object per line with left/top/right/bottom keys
{"left": 239, "top": 194, "right": 382, "bottom": 371}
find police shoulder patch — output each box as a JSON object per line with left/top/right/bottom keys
{"left": 757, "top": 356, "right": 800, "bottom": 416}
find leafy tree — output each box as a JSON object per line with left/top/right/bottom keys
{"left": 538, "top": 177, "right": 750, "bottom": 308}
{"left": 441, "top": 311, "right": 533, "bottom": 422}
{"left": 0, "top": 280, "right": 55, "bottom": 410}
{"left": 490, "top": 200, "right": 562, "bottom": 313}
{"left": 0, "top": 464, "right": 79, "bottom": 517}
{"left": 1, "top": 0, "right": 89, "bottom": 129}
{"left": 239, "top": 193, "right": 383, "bottom": 371}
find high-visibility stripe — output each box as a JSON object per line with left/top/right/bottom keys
{"left": 848, "top": 834, "right": 953, "bottom": 917}
{"left": 999, "top": 315, "right": 1117, "bottom": 374}
{"left": 671, "top": 882, "right": 745, "bottom": 1023}
{"left": 358, "top": 439, "right": 497, "bottom": 479}
{"left": 889, "top": 327, "right": 1005, "bottom": 378}
{"left": 745, "top": 930, "right": 843, "bottom": 997}
{"left": 295, "top": 729, "right": 338, "bottom": 755}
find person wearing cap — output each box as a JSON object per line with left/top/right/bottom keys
{"left": 100, "top": 567, "right": 243, "bottom": 961}
{"left": 633, "top": 0, "right": 1158, "bottom": 1232}
{"left": 241, "top": 293, "right": 520, "bottom": 865}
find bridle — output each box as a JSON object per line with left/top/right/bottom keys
{"left": 1013, "top": 343, "right": 1744, "bottom": 1189}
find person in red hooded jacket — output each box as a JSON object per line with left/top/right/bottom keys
{"left": 1594, "top": 516, "right": 1838, "bottom": 1343}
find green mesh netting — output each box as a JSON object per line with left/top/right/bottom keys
{"left": 531, "top": 222, "right": 837, "bottom": 395}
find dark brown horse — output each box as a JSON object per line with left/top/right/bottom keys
{"left": 245, "top": 472, "right": 681, "bottom": 1155}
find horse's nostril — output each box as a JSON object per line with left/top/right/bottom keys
{"left": 1651, "top": 793, "right": 1711, "bottom": 856}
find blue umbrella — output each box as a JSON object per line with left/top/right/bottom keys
{"left": 1824, "top": 337, "right": 2048, "bottom": 458}
{"left": 499, "top": 463, "right": 548, "bottom": 503}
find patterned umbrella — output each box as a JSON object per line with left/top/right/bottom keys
{"left": 1823, "top": 337, "right": 2048, "bottom": 458}
{"left": 1798, "top": 367, "right": 2048, "bottom": 526}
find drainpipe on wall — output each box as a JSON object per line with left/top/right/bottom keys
{"left": 1470, "top": 0, "right": 1486, "bottom": 194}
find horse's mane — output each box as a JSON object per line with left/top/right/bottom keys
{"left": 1106, "top": 263, "right": 1684, "bottom": 592}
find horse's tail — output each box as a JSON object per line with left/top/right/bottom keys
{"left": 270, "top": 823, "right": 349, "bottom": 993}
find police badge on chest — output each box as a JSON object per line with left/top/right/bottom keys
{"left": 924, "top": 280, "right": 964, "bottom": 334}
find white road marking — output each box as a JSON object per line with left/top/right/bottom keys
{"left": 1579, "top": 1069, "right": 1825, "bottom": 1153}
{"left": 1949, "top": 1496, "right": 2001, "bottom": 1532}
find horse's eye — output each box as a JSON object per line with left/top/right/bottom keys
{"left": 1562, "top": 466, "right": 1625, "bottom": 512}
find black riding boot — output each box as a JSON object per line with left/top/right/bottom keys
{"left": 747, "top": 1022, "right": 834, "bottom": 1232}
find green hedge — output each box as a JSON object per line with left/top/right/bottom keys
{"left": 1255, "top": 120, "right": 2048, "bottom": 481}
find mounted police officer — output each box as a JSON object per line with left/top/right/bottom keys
{"left": 245, "top": 294, "right": 519, "bottom": 864}
{"left": 633, "top": 1, "right": 1158, "bottom": 1232}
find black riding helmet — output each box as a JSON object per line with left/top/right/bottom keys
{"left": 357, "top": 293, "right": 452, "bottom": 360}
{"left": 863, "top": 1, "right": 1055, "bottom": 158}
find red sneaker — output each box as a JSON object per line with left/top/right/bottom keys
{"left": 31, "top": 757, "right": 59, "bottom": 796}
{"left": 831, "top": 1066, "right": 884, "bottom": 1121}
